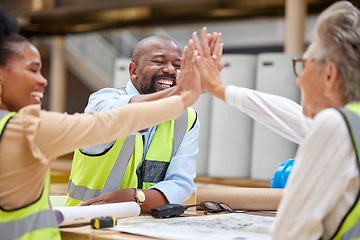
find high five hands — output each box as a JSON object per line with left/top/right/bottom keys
{"left": 192, "top": 27, "right": 228, "bottom": 101}
{"left": 174, "top": 27, "right": 227, "bottom": 104}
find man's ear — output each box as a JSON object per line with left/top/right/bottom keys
{"left": 129, "top": 62, "right": 138, "bottom": 81}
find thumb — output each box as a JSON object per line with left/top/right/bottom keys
{"left": 176, "top": 69, "right": 181, "bottom": 80}
{"left": 219, "top": 61, "right": 226, "bottom": 71}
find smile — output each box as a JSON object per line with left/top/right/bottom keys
{"left": 31, "top": 91, "right": 43, "bottom": 100}
{"left": 157, "top": 79, "right": 174, "bottom": 87}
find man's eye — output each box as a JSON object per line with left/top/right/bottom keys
{"left": 153, "top": 61, "right": 164, "bottom": 64}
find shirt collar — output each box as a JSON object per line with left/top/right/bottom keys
{"left": 125, "top": 80, "right": 140, "bottom": 95}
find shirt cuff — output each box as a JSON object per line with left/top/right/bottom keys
{"left": 225, "top": 85, "right": 247, "bottom": 112}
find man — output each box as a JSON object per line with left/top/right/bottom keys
{"left": 66, "top": 36, "right": 199, "bottom": 213}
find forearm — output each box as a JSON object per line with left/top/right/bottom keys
{"left": 140, "top": 189, "right": 169, "bottom": 213}
{"left": 225, "top": 85, "right": 309, "bottom": 144}
{"left": 130, "top": 86, "right": 180, "bottom": 103}
{"left": 37, "top": 96, "right": 184, "bottom": 158}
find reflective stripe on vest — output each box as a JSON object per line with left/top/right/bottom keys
{"left": 68, "top": 135, "right": 135, "bottom": 201}
{"left": 0, "top": 171, "right": 60, "bottom": 240}
{"left": 332, "top": 104, "right": 360, "bottom": 240}
{"left": 0, "top": 112, "right": 61, "bottom": 240}
{"left": 67, "top": 108, "right": 195, "bottom": 204}
{"left": 0, "top": 207, "right": 59, "bottom": 240}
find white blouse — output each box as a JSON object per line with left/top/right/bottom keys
{"left": 225, "top": 85, "right": 359, "bottom": 239}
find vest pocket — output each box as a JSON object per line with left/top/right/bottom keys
{"left": 142, "top": 160, "right": 170, "bottom": 184}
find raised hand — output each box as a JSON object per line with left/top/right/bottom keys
{"left": 177, "top": 38, "right": 201, "bottom": 108}
{"left": 192, "top": 27, "right": 227, "bottom": 100}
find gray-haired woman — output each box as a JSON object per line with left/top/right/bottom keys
{"left": 194, "top": 1, "right": 360, "bottom": 239}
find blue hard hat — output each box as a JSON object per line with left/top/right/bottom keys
{"left": 270, "top": 158, "right": 295, "bottom": 189}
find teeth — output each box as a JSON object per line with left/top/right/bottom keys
{"left": 158, "top": 80, "right": 173, "bottom": 86}
{"left": 31, "top": 92, "right": 43, "bottom": 99}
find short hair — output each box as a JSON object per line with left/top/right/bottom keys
{"left": 312, "top": 1, "right": 360, "bottom": 102}
{"left": 0, "top": 6, "right": 29, "bottom": 66}
{"left": 131, "top": 35, "right": 179, "bottom": 64}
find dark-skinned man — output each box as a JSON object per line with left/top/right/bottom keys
{"left": 66, "top": 36, "right": 199, "bottom": 213}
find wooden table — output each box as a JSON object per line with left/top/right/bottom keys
{"left": 60, "top": 210, "right": 275, "bottom": 240}
{"left": 60, "top": 225, "right": 151, "bottom": 240}
{"left": 60, "top": 209, "right": 202, "bottom": 240}
{"left": 54, "top": 175, "right": 275, "bottom": 240}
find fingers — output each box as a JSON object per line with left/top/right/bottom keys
{"left": 209, "top": 32, "right": 218, "bottom": 53}
{"left": 180, "top": 42, "right": 192, "bottom": 72}
{"left": 78, "top": 196, "right": 113, "bottom": 206}
{"left": 179, "top": 39, "right": 197, "bottom": 92}
{"left": 210, "top": 33, "right": 222, "bottom": 63}
{"left": 188, "top": 39, "right": 195, "bottom": 58}
{"left": 192, "top": 29, "right": 219, "bottom": 71}
{"left": 207, "top": 33, "right": 212, "bottom": 44}
{"left": 184, "top": 39, "right": 196, "bottom": 67}
{"left": 218, "top": 43, "right": 225, "bottom": 71}
{"left": 179, "top": 38, "right": 201, "bottom": 108}
{"left": 193, "top": 27, "right": 222, "bottom": 61}
{"left": 176, "top": 70, "right": 181, "bottom": 82}
{"left": 78, "top": 198, "right": 95, "bottom": 206}
{"left": 181, "top": 45, "right": 189, "bottom": 69}
{"left": 201, "top": 27, "right": 211, "bottom": 58}
{"left": 192, "top": 31, "right": 204, "bottom": 58}
{"left": 219, "top": 43, "right": 223, "bottom": 57}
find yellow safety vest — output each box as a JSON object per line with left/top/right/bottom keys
{"left": 66, "top": 108, "right": 196, "bottom": 206}
{"left": 0, "top": 110, "right": 61, "bottom": 240}
{"left": 332, "top": 102, "right": 360, "bottom": 240}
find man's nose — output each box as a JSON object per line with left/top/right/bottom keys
{"left": 163, "top": 62, "right": 176, "bottom": 74}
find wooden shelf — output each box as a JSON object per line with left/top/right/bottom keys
{"left": 195, "top": 175, "right": 270, "bottom": 188}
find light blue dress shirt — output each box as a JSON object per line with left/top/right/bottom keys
{"left": 82, "top": 80, "right": 199, "bottom": 204}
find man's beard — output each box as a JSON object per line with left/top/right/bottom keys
{"left": 138, "top": 74, "right": 176, "bottom": 94}
{"left": 138, "top": 75, "right": 157, "bottom": 94}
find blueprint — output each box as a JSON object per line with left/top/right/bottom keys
{"left": 111, "top": 212, "right": 275, "bottom": 240}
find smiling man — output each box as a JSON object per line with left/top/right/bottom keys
{"left": 130, "top": 36, "right": 179, "bottom": 93}
{"left": 65, "top": 36, "right": 199, "bottom": 213}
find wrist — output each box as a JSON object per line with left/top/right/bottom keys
{"left": 133, "top": 188, "right": 145, "bottom": 205}
{"left": 180, "top": 90, "right": 198, "bottom": 109}
{"left": 172, "top": 86, "right": 181, "bottom": 95}
{"left": 208, "top": 83, "right": 227, "bottom": 101}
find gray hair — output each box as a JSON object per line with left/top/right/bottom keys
{"left": 313, "top": 1, "right": 360, "bottom": 102}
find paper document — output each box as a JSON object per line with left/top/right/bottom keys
{"left": 110, "top": 212, "right": 274, "bottom": 240}
{"left": 53, "top": 202, "right": 140, "bottom": 226}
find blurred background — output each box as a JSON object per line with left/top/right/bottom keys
{"left": 2, "top": 0, "right": 358, "bottom": 186}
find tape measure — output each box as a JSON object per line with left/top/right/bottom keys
{"left": 90, "top": 216, "right": 116, "bottom": 229}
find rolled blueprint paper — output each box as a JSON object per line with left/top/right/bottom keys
{"left": 196, "top": 186, "right": 283, "bottom": 211}
{"left": 53, "top": 202, "right": 140, "bottom": 226}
